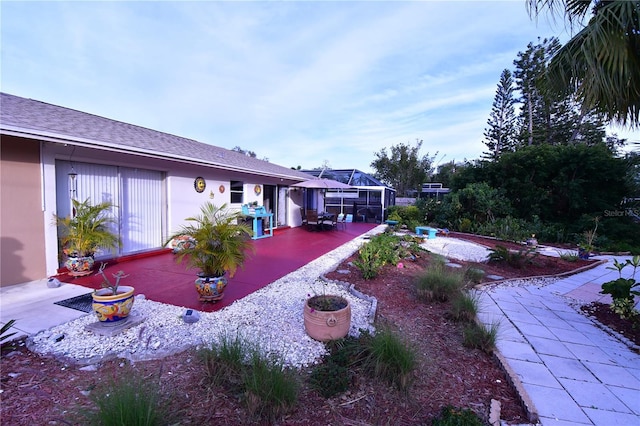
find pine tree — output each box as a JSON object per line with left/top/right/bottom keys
{"left": 513, "top": 37, "right": 608, "bottom": 147}
{"left": 513, "top": 37, "right": 561, "bottom": 146}
{"left": 482, "top": 69, "right": 517, "bottom": 160}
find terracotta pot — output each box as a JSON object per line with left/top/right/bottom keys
{"left": 91, "top": 286, "right": 135, "bottom": 322}
{"left": 303, "top": 295, "right": 351, "bottom": 342}
{"left": 65, "top": 255, "right": 95, "bottom": 277}
{"left": 195, "top": 274, "right": 227, "bottom": 302}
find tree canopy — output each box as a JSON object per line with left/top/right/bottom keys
{"left": 451, "top": 143, "right": 630, "bottom": 223}
{"left": 370, "top": 140, "right": 435, "bottom": 196}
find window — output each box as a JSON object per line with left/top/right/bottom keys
{"left": 230, "top": 181, "right": 244, "bottom": 204}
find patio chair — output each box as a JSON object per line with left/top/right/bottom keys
{"left": 321, "top": 213, "right": 337, "bottom": 230}
{"left": 306, "top": 210, "right": 319, "bottom": 230}
{"left": 336, "top": 213, "right": 347, "bottom": 230}
{"left": 300, "top": 208, "right": 307, "bottom": 227}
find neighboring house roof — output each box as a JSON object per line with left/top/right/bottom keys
{"left": 0, "top": 92, "right": 311, "bottom": 181}
{"left": 301, "top": 168, "right": 393, "bottom": 189}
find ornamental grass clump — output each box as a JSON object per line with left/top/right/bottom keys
{"left": 463, "top": 321, "right": 499, "bottom": 354}
{"left": 199, "top": 333, "right": 248, "bottom": 390}
{"left": 77, "top": 370, "right": 174, "bottom": 426}
{"left": 243, "top": 351, "right": 298, "bottom": 422}
{"left": 199, "top": 333, "right": 298, "bottom": 422}
{"left": 464, "top": 267, "right": 486, "bottom": 284}
{"left": 363, "top": 328, "right": 417, "bottom": 392}
{"left": 415, "top": 262, "right": 466, "bottom": 302}
{"left": 448, "top": 291, "right": 480, "bottom": 323}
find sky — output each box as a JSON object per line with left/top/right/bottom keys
{"left": 2, "top": 0, "right": 637, "bottom": 174}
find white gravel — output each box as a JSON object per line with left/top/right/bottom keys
{"left": 419, "top": 236, "right": 492, "bottom": 262}
{"left": 27, "top": 227, "right": 385, "bottom": 368}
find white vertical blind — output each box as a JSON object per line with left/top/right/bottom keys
{"left": 120, "top": 168, "right": 163, "bottom": 253}
{"left": 55, "top": 160, "right": 164, "bottom": 259}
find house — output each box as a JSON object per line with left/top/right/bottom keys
{"left": 419, "top": 182, "right": 450, "bottom": 200}
{"left": 300, "top": 168, "right": 395, "bottom": 223}
{"left": 0, "top": 93, "right": 313, "bottom": 287}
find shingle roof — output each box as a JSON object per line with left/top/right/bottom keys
{"left": 0, "top": 92, "right": 311, "bottom": 181}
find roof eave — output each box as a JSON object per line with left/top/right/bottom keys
{"left": 1, "top": 125, "right": 309, "bottom": 182}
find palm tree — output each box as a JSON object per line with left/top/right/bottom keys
{"left": 527, "top": 0, "right": 640, "bottom": 127}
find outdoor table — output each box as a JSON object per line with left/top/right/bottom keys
{"left": 318, "top": 212, "right": 336, "bottom": 230}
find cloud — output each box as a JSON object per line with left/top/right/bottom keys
{"left": 2, "top": 0, "right": 612, "bottom": 175}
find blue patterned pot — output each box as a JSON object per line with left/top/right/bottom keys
{"left": 195, "top": 274, "right": 227, "bottom": 302}
{"left": 91, "top": 286, "right": 135, "bottom": 322}
{"left": 65, "top": 255, "right": 95, "bottom": 276}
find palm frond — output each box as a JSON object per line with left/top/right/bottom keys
{"left": 542, "top": 1, "right": 640, "bottom": 127}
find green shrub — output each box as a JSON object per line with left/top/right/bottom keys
{"left": 600, "top": 257, "right": 640, "bottom": 320}
{"left": 387, "top": 211, "right": 402, "bottom": 222}
{"left": 458, "top": 218, "right": 472, "bottom": 232}
{"left": 487, "top": 245, "right": 537, "bottom": 269}
{"left": 309, "top": 360, "right": 349, "bottom": 398}
{"left": 415, "top": 263, "right": 465, "bottom": 302}
{"left": 363, "top": 328, "right": 416, "bottom": 392}
{"left": 309, "top": 334, "right": 370, "bottom": 398}
{"left": 473, "top": 216, "right": 532, "bottom": 242}
{"left": 432, "top": 405, "right": 484, "bottom": 426}
{"left": 353, "top": 241, "right": 386, "bottom": 279}
{"left": 558, "top": 251, "right": 579, "bottom": 262}
{"left": 462, "top": 322, "right": 499, "bottom": 353}
{"left": 448, "top": 291, "right": 479, "bottom": 323}
{"left": 79, "top": 371, "right": 173, "bottom": 426}
{"left": 353, "top": 233, "right": 420, "bottom": 279}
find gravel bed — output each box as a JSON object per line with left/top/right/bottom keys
{"left": 26, "top": 227, "right": 385, "bottom": 368}
{"left": 419, "top": 236, "right": 491, "bottom": 262}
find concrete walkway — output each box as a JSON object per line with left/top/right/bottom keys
{"left": 478, "top": 255, "right": 640, "bottom": 425}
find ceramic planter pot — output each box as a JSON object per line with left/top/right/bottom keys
{"left": 91, "top": 286, "right": 135, "bottom": 322}
{"left": 303, "top": 295, "right": 351, "bottom": 342}
{"left": 195, "top": 274, "right": 227, "bottom": 302}
{"left": 65, "top": 255, "right": 95, "bottom": 277}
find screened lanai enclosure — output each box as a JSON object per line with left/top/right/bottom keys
{"left": 300, "top": 169, "right": 395, "bottom": 223}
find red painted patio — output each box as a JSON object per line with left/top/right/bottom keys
{"left": 55, "top": 223, "right": 377, "bottom": 312}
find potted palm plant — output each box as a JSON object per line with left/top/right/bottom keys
{"left": 55, "top": 198, "right": 121, "bottom": 276}
{"left": 166, "top": 202, "right": 253, "bottom": 302}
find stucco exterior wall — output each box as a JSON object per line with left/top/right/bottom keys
{"left": 36, "top": 142, "right": 298, "bottom": 278}
{"left": 1, "top": 136, "right": 46, "bottom": 286}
